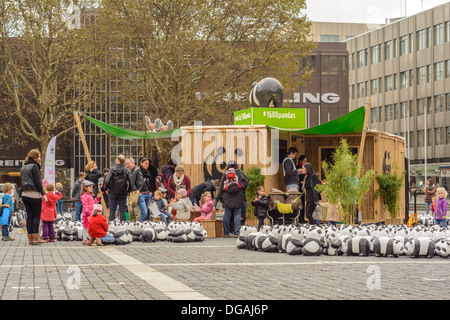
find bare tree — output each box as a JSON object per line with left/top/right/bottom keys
{"left": 0, "top": 0, "right": 99, "bottom": 168}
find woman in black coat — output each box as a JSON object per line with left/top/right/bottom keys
{"left": 85, "top": 161, "right": 102, "bottom": 198}
{"left": 302, "top": 163, "right": 322, "bottom": 225}
{"left": 19, "top": 149, "right": 47, "bottom": 245}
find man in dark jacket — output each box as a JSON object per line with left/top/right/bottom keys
{"left": 282, "top": 147, "right": 302, "bottom": 191}
{"left": 214, "top": 161, "right": 248, "bottom": 237}
{"left": 161, "top": 159, "right": 176, "bottom": 185}
{"left": 104, "top": 155, "right": 134, "bottom": 222}
{"left": 190, "top": 179, "right": 220, "bottom": 207}
{"left": 138, "top": 157, "right": 156, "bottom": 222}
{"left": 126, "top": 157, "right": 144, "bottom": 222}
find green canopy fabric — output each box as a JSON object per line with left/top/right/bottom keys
{"left": 267, "top": 106, "right": 365, "bottom": 135}
{"left": 81, "top": 113, "right": 181, "bottom": 140}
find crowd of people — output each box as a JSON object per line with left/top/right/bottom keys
{"left": 1, "top": 146, "right": 448, "bottom": 244}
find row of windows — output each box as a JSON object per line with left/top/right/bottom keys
{"left": 399, "top": 127, "right": 450, "bottom": 148}
{"left": 351, "top": 60, "right": 450, "bottom": 99}
{"left": 301, "top": 55, "right": 347, "bottom": 76}
{"left": 370, "top": 94, "right": 450, "bottom": 124}
{"left": 349, "top": 22, "right": 450, "bottom": 69}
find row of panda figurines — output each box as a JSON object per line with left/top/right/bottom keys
{"left": 236, "top": 222, "right": 450, "bottom": 258}
{"left": 54, "top": 214, "right": 207, "bottom": 245}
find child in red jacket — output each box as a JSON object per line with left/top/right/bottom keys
{"left": 88, "top": 204, "right": 114, "bottom": 246}
{"left": 41, "top": 184, "right": 62, "bottom": 242}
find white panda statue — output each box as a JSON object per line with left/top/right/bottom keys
{"left": 301, "top": 238, "right": 322, "bottom": 256}
{"left": 343, "top": 236, "right": 371, "bottom": 256}
{"left": 285, "top": 228, "right": 304, "bottom": 255}
{"left": 373, "top": 237, "right": 404, "bottom": 257}
{"left": 141, "top": 228, "right": 157, "bottom": 242}
{"left": 323, "top": 230, "right": 342, "bottom": 256}
{"left": 435, "top": 239, "right": 450, "bottom": 258}
{"left": 245, "top": 232, "right": 260, "bottom": 251}
{"left": 236, "top": 226, "right": 256, "bottom": 249}
{"left": 404, "top": 237, "right": 435, "bottom": 258}
{"left": 114, "top": 230, "right": 133, "bottom": 245}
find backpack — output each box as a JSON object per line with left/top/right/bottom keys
{"left": 223, "top": 168, "right": 243, "bottom": 194}
{"left": 111, "top": 169, "right": 128, "bottom": 195}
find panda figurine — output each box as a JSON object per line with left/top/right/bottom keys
{"left": 373, "top": 237, "right": 404, "bottom": 257}
{"left": 249, "top": 77, "right": 284, "bottom": 108}
{"left": 141, "top": 228, "right": 157, "bottom": 243}
{"left": 301, "top": 238, "right": 323, "bottom": 256}
{"left": 245, "top": 232, "right": 261, "bottom": 251}
{"left": 434, "top": 239, "right": 450, "bottom": 258}
{"left": 285, "top": 229, "right": 304, "bottom": 255}
{"left": 404, "top": 237, "right": 435, "bottom": 258}
{"left": 323, "top": 230, "right": 342, "bottom": 256}
{"left": 342, "top": 236, "right": 371, "bottom": 256}
{"left": 236, "top": 226, "right": 256, "bottom": 249}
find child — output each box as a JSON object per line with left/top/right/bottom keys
{"left": 80, "top": 180, "right": 101, "bottom": 244}
{"left": 149, "top": 190, "right": 172, "bottom": 224}
{"left": 40, "top": 183, "right": 62, "bottom": 242}
{"left": 88, "top": 204, "right": 114, "bottom": 246}
{"left": 431, "top": 196, "right": 437, "bottom": 216}
{"left": 194, "top": 192, "right": 214, "bottom": 222}
{"left": 172, "top": 188, "right": 193, "bottom": 221}
{"left": 250, "top": 186, "right": 269, "bottom": 231}
{"left": 1, "top": 183, "right": 15, "bottom": 241}
{"left": 434, "top": 187, "right": 448, "bottom": 228}
{"left": 72, "top": 172, "right": 86, "bottom": 221}
{"left": 318, "top": 200, "right": 342, "bottom": 226}
{"left": 55, "top": 182, "right": 64, "bottom": 216}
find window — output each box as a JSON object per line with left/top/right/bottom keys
{"left": 417, "top": 98, "right": 425, "bottom": 116}
{"left": 378, "top": 106, "right": 383, "bottom": 122}
{"left": 349, "top": 54, "right": 354, "bottom": 70}
{"left": 409, "top": 101, "right": 415, "bottom": 117}
{"left": 427, "top": 27, "right": 432, "bottom": 47}
{"left": 385, "top": 104, "right": 393, "bottom": 121}
{"left": 370, "top": 46, "right": 378, "bottom": 64}
{"left": 385, "top": 75, "right": 393, "bottom": 92}
{"left": 447, "top": 93, "right": 450, "bottom": 111}
{"left": 393, "top": 39, "right": 398, "bottom": 57}
{"left": 357, "top": 50, "right": 365, "bottom": 68}
{"left": 393, "top": 73, "right": 398, "bottom": 90}
{"left": 435, "top": 62, "right": 444, "bottom": 80}
{"left": 401, "top": 72, "right": 409, "bottom": 89}
{"left": 394, "top": 103, "right": 398, "bottom": 120}
{"left": 400, "top": 35, "right": 409, "bottom": 54}
{"left": 385, "top": 40, "right": 392, "bottom": 60}
{"left": 427, "top": 97, "right": 432, "bottom": 114}
{"left": 447, "top": 126, "right": 450, "bottom": 144}
{"left": 417, "top": 66, "right": 426, "bottom": 84}
{"left": 418, "top": 130, "right": 424, "bottom": 147}
{"left": 409, "top": 131, "right": 415, "bottom": 148}
{"left": 434, "top": 23, "right": 444, "bottom": 45}
{"left": 409, "top": 33, "right": 414, "bottom": 53}
{"left": 435, "top": 94, "right": 444, "bottom": 113}
{"left": 427, "top": 65, "right": 432, "bottom": 82}
{"left": 371, "top": 79, "right": 379, "bottom": 94}
{"left": 416, "top": 30, "right": 426, "bottom": 50}
{"left": 320, "top": 35, "right": 339, "bottom": 42}
{"left": 321, "top": 55, "right": 346, "bottom": 75}
{"left": 446, "top": 60, "right": 450, "bottom": 78}
{"left": 400, "top": 101, "right": 407, "bottom": 118}
{"left": 446, "top": 22, "right": 450, "bottom": 42}
{"left": 428, "top": 129, "right": 432, "bottom": 146}
{"left": 370, "top": 107, "right": 378, "bottom": 123}
{"left": 435, "top": 128, "right": 444, "bottom": 146}
{"left": 357, "top": 82, "right": 365, "bottom": 98}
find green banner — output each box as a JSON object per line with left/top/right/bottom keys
{"left": 81, "top": 113, "right": 181, "bottom": 140}
{"left": 234, "top": 107, "right": 306, "bottom": 129}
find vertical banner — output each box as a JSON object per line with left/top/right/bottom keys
{"left": 44, "top": 136, "right": 56, "bottom": 187}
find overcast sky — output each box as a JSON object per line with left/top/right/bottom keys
{"left": 304, "top": 0, "right": 449, "bottom": 24}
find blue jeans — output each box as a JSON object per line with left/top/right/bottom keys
{"left": 286, "top": 184, "right": 299, "bottom": 191}
{"left": 74, "top": 201, "right": 83, "bottom": 221}
{"left": 257, "top": 217, "right": 265, "bottom": 231}
{"left": 56, "top": 199, "right": 63, "bottom": 215}
{"left": 190, "top": 195, "right": 200, "bottom": 207}
{"left": 223, "top": 207, "right": 242, "bottom": 236}
{"left": 108, "top": 193, "right": 127, "bottom": 222}
{"left": 138, "top": 193, "right": 153, "bottom": 222}
{"left": 434, "top": 219, "right": 448, "bottom": 228}
{"left": 100, "top": 233, "right": 115, "bottom": 244}
{"left": 159, "top": 211, "right": 172, "bottom": 224}
{"left": 1, "top": 213, "right": 11, "bottom": 237}
{"left": 328, "top": 221, "right": 339, "bottom": 226}
{"left": 425, "top": 202, "right": 432, "bottom": 215}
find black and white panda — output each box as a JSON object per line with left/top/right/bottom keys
{"left": 114, "top": 230, "right": 133, "bottom": 245}
{"left": 249, "top": 77, "right": 284, "bottom": 108}
{"left": 301, "top": 238, "right": 322, "bottom": 256}
{"left": 141, "top": 228, "right": 157, "bottom": 243}
{"left": 285, "top": 229, "right": 304, "bottom": 255}
{"left": 435, "top": 239, "right": 450, "bottom": 258}
{"left": 373, "top": 237, "right": 404, "bottom": 257}
{"left": 323, "top": 230, "right": 341, "bottom": 256}
{"left": 245, "top": 232, "right": 260, "bottom": 251}
{"left": 236, "top": 226, "right": 257, "bottom": 249}
{"left": 342, "top": 236, "right": 371, "bottom": 256}
{"left": 404, "top": 237, "right": 435, "bottom": 258}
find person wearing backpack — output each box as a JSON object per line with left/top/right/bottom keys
{"left": 103, "top": 155, "right": 135, "bottom": 222}
{"left": 214, "top": 161, "right": 248, "bottom": 237}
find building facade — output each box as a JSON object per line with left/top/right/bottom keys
{"left": 346, "top": 2, "right": 450, "bottom": 188}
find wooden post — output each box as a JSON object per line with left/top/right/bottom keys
{"left": 74, "top": 111, "right": 109, "bottom": 219}
{"left": 357, "top": 97, "right": 371, "bottom": 175}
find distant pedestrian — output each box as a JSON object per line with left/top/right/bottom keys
{"left": 85, "top": 161, "right": 102, "bottom": 198}
{"left": 424, "top": 178, "right": 436, "bottom": 215}
{"left": 55, "top": 182, "right": 64, "bottom": 216}
{"left": 81, "top": 180, "right": 101, "bottom": 244}
{"left": 193, "top": 192, "right": 215, "bottom": 223}
{"left": 88, "top": 204, "right": 115, "bottom": 246}
{"left": 303, "top": 163, "right": 322, "bottom": 225}
{"left": 434, "top": 187, "right": 448, "bottom": 228}
{"left": 282, "top": 147, "right": 302, "bottom": 191}
{"left": 72, "top": 172, "right": 86, "bottom": 221}
{"left": 1, "top": 183, "right": 15, "bottom": 241}
{"left": 40, "top": 183, "right": 62, "bottom": 242}
{"left": 251, "top": 186, "right": 269, "bottom": 231}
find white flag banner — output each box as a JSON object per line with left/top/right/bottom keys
{"left": 44, "top": 136, "right": 56, "bottom": 187}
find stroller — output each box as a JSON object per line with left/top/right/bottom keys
{"left": 267, "top": 188, "right": 303, "bottom": 226}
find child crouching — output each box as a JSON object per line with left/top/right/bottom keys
{"left": 150, "top": 190, "right": 172, "bottom": 224}
{"left": 88, "top": 204, "right": 114, "bottom": 245}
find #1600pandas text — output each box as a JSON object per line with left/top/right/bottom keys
{"left": 180, "top": 304, "right": 268, "bottom": 317}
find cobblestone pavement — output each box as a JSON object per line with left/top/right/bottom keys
{"left": 0, "top": 228, "right": 449, "bottom": 302}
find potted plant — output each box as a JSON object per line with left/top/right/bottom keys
{"left": 244, "top": 166, "right": 265, "bottom": 221}
{"left": 373, "top": 163, "right": 406, "bottom": 221}
{"left": 316, "top": 139, "right": 375, "bottom": 225}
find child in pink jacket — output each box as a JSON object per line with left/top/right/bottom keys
{"left": 194, "top": 192, "right": 214, "bottom": 222}
{"left": 41, "top": 183, "right": 62, "bottom": 242}
{"left": 80, "top": 180, "right": 100, "bottom": 244}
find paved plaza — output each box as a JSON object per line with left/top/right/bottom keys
{"left": 0, "top": 228, "right": 448, "bottom": 303}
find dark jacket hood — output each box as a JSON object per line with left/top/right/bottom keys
{"left": 303, "top": 163, "right": 314, "bottom": 176}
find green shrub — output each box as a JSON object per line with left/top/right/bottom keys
{"left": 373, "top": 164, "right": 406, "bottom": 218}
{"left": 244, "top": 166, "right": 265, "bottom": 219}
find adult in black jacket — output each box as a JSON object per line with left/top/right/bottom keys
{"left": 282, "top": 147, "right": 302, "bottom": 191}
{"left": 138, "top": 157, "right": 156, "bottom": 222}
{"left": 104, "top": 155, "right": 134, "bottom": 222}
{"left": 85, "top": 160, "right": 102, "bottom": 198}
{"left": 214, "top": 161, "right": 248, "bottom": 237}
{"left": 19, "top": 149, "right": 47, "bottom": 245}
{"left": 190, "top": 179, "right": 219, "bottom": 207}
{"left": 303, "top": 163, "right": 322, "bottom": 225}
